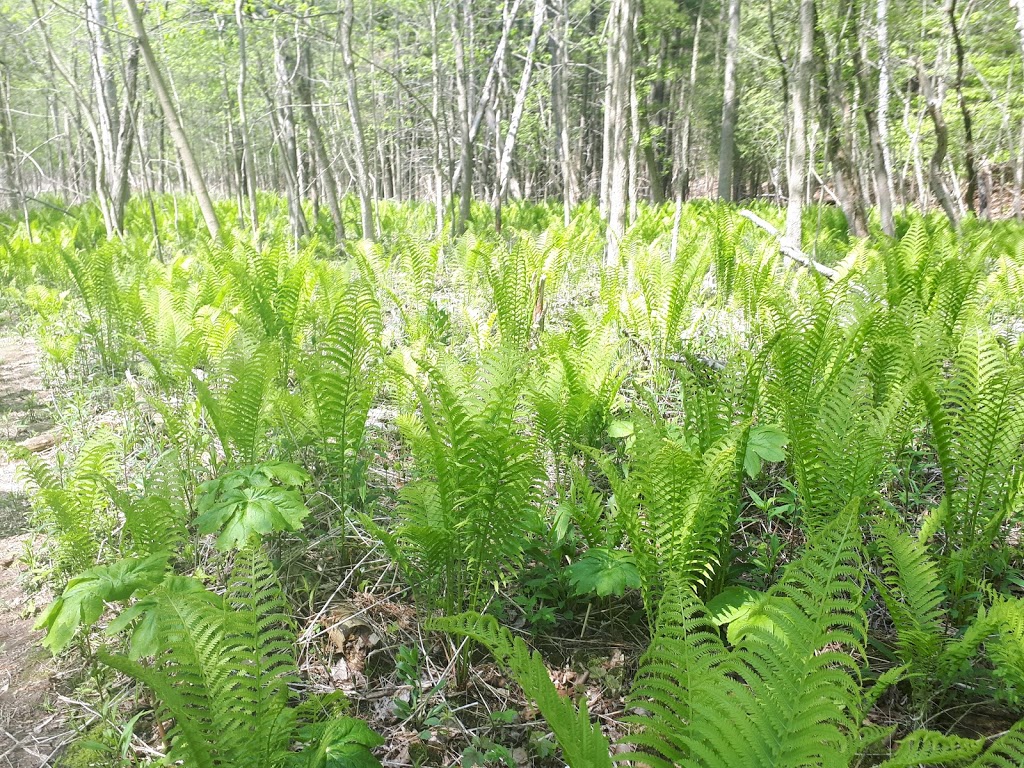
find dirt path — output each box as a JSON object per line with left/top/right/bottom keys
{"left": 0, "top": 333, "right": 68, "bottom": 768}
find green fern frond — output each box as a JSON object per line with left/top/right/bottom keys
{"left": 428, "top": 612, "right": 613, "bottom": 768}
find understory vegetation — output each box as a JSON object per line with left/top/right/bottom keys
{"left": 3, "top": 195, "right": 1024, "bottom": 766}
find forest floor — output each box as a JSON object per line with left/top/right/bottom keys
{"left": 0, "top": 329, "right": 68, "bottom": 768}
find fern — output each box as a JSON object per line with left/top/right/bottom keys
{"left": 428, "top": 612, "right": 613, "bottom": 768}
{"left": 390, "top": 351, "right": 543, "bottom": 615}
{"left": 872, "top": 519, "right": 947, "bottom": 708}
{"left": 620, "top": 501, "right": 866, "bottom": 768}
{"left": 300, "top": 274, "right": 381, "bottom": 508}
{"left": 621, "top": 426, "right": 740, "bottom": 612}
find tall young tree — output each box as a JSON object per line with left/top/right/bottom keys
{"left": 785, "top": 0, "right": 815, "bottom": 242}
{"left": 550, "top": 0, "right": 577, "bottom": 225}
{"left": 122, "top": 0, "right": 220, "bottom": 240}
{"left": 717, "top": 0, "right": 740, "bottom": 201}
{"left": 340, "top": 0, "right": 375, "bottom": 240}
{"left": 602, "top": 0, "right": 636, "bottom": 266}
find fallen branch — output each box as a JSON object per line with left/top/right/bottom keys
{"left": 738, "top": 209, "right": 842, "bottom": 281}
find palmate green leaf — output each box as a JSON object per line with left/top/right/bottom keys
{"left": 291, "top": 718, "right": 385, "bottom": 768}
{"left": 705, "top": 585, "right": 763, "bottom": 629}
{"left": 567, "top": 548, "right": 641, "bottom": 597}
{"left": 35, "top": 552, "right": 170, "bottom": 653}
{"left": 196, "top": 463, "right": 312, "bottom": 550}
{"left": 743, "top": 424, "right": 789, "bottom": 478}
{"left": 195, "top": 485, "right": 310, "bottom": 550}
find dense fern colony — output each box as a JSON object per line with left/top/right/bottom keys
{"left": 3, "top": 196, "right": 1024, "bottom": 766}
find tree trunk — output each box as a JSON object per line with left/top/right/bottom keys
{"left": 671, "top": 5, "right": 703, "bottom": 261}
{"left": 234, "top": 0, "right": 259, "bottom": 235}
{"left": 451, "top": 0, "right": 473, "bottom": 234}
{"left": 551, "top": 0, "right": 577, "bottom": 224}
{"left": 603, "top": 0, "right": 635, "bottom": 266}
{"left": 272, "top": 26, "right": 309, "bottom": 241}
{"left": 122, "top": 0, "right": 220, "bottom": 240}
{"left": 717, "top": 0, "right": 741, "bottom": 200}
{"left": 817, "top": 9, "right": 867, "bottom": 237}
{"left": 947, "top": 0, "right": 977, "bottom": 214}
{"left": 785, "top": 0, "right": 815, "bottom": 243}
{"left": 494, "top": 0, "right": 545, "bottom": 231}
{"left": 341, "top": 0, "right": 375, "bottom": 240}
{"left": 0, "top": 64, "right": 18, "bottom": 211}
{"left": 918, "top": 58, "right": 959, "bottom": 226}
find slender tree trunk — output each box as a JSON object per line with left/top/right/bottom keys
{"left": 494, "top": 0, "right": 545, "bottom": 231}
{"left": 603, "top": 0, "right": 635, "bottom": 265}
{"left": 918, "top": 58, "right": 959, "bottom": 226}
{"left": 717, "top": 0, "right": 741, "bottom": 200}
{"left": 451, "top": 0, "right": 473, "bottom": 234}
{"left": 341, "top": 0, "right": 375, "bottom": 239}
{"left": 122, "top": 0, "right": 220, "bottom": 240}
{"left": 551, "top": 0, "right": 577, "bottom": 224}
{"left": 947, "top": 0, "right": 977, "bottom": 213}
{"left": 876, "top": 0, "right": 896, "bottom": 215}
{"left": 785, "top": 0, "right": 815, "bottom": 243}
{"left": 670, "top": 5, "right": 703, "bottom": 261}
{"left": 0, "top": 64, "right": 18, "bottom": 211}
{"left": 272, "top": 26, "right": 309, "bottom": 241}
{"left": 818, "top": 7, "right": 867, "bottom": 236}
{"left": 235, "top": 0, "right": 259, "bottom": 235}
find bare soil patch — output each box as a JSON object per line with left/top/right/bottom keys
{"left": 0, "top": 334, "right": 68, "bottom": 768}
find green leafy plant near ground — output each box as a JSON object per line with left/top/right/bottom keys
{"left": 5, "top": 197, "right": 1024, "bottom": 766}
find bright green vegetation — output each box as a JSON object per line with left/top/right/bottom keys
{"left": 3, "top": 196, "right": 1024, "bottom": 766}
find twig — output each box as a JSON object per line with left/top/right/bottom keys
{"left": 738, "top": 208, "right": 869, "bottom": 298}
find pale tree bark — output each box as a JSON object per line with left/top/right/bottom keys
{"left": 36, "top": 0, "right": 137, "bottom": 237}
{"left": 946, "top": 0, "right": 978, "bottom": 214}
{"left": 717, "top": 0, "right": 741, "bottom": 200}
{"left": 602, "top": 0, "right": 635, "bottom": 266}
{"left": 235, "top": 0, "right": 259, "bottom": 235}
{"left": 429, "top": 0, "right": 446, "bottom": 233}
{"left": 450, "top": 0, "right": 524, "bottom": 196}
{"left": 785, "top": 0, "right": 815, "bottom": 244}
{"left": 122, "top": 0, "right": 220, "bottom": 240}
{"left": 818, "top": 4, "right": 867, "bottom": 236}
{"left": 853, "top": 6, "right": 894, "bottom": 235}
{"left": 341, "top": 0, "right": 375, "bottom": 240}
{"left": 1010, "top": 0, "right": 1024, "bottom": 218}
{"left": 296, "top": 38, "right": 344, "bottom": 242}
{"left": 876, "top": 0, "right": 896, "bottom": 216}
{"left": 0, "top": 63, "right": 18, "bottom": 211}
{"left": 450, "top": 0, "right": 473, "bottom": 234}
{"left": 671, "top": 4, "right": 703, "bottom": 261}
{"left": 494, "top": 0, "right": 546, "bottom": 232}
{"left": 918, "top": 58, "right": 959, "bottom": 227}
{"left": 272, "top": 25, "right": 309, "bottom": 241}
{"left": 551, "top": 0, "right": 577, "bottom": 225}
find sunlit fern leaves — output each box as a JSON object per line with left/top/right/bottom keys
{"left": 530, "top": 321, "right": 625, "bottom": 481}
{"left": 768, "top": 297, "right": 904, "bottom": 526}
{"left": 388, "top": 351, "right": 543, "bottom": 615}
{"left": 98, "top": 544, "right": 300, "bottom": 768}
{"left": 916, "top": 328, "right": 1024, "bottom": 595}
{"left": 195, "top": 337, "right": 281, "bottom": 467}
{"left": 12, "top": 432, "right": 119, "bottom": 575}
{"left": 486, "top": 237, "right": 539, "bottom": 350}
{"left": 300, "top": 275, "right": 381, "bottom": 508}
{"left": 872, "top": 518, "right": 947, "bottom": 710}
{"left": 616, "top": 426, "right": 740, "bottom": 614}
{"left": 621, "top": 502, "right": 866, "bottom": 768}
